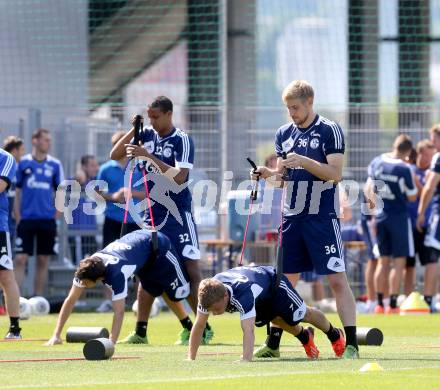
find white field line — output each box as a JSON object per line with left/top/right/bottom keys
{"left": 3, "top": 366, "right": 440, "bottom": 389}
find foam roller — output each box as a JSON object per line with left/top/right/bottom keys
{"left": 83, "top": 338, "right": 114, "bottom": 360}
{"left": 356, "top": 327, "right": 383, "bottom": 346}
{"left": 66, "top": 327, "right": 109, "bottom": 343}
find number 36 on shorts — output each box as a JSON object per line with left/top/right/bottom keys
{"left": 324, "top": 244, "right": 337, "bottom": 255}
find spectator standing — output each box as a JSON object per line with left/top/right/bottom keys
{"left": 0, "top": 148, "right": 22, "bottom": 338}
{"left": 366, "top": 135, "right": 417, "bottom": 314}
{"left": 68, "top": 155, "right": 100, "bottom": 264}
{"left": 417, "top": 125, "right": 440, "bottom": 310}
{"left": 14, "top": 128, "right": 64, "bottom": 297}
{"left": 94, "top": 132, "right": 144, "bottom": 312}
{"left": 2, "top": 136, "right": 25, "bottom": 253}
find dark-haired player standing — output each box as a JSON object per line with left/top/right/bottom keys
{"left": 111, "top": 96, "right": 212, "bottom": 345}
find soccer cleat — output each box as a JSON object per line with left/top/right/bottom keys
{"left": 342, "top": 344, "right": 359, "bottom": 359}
{"left": 202, "top": 327, "right": 214, "bottom": 345}
{"left": 302, "top": 328, "right": 319, "bottom": 359}
{"left": 385, "top": 306, "right": 400, "bottom": 314}
{"left": 331, "top": 328, "right": 346, "bottom": 358}
{"left": 174, "top": 328, "right": 191, "bottom": 345}
{"left": 374, "top": 305, "right": 385, "bottom": 314}
{"left": 4, "top": 332, "right": 22, "bottom": 340}
{"left": 253, "top": 344, "right": 280, "bottom": 358}
{"left": 118, "top": 331, "right": 148, "bottom": 344}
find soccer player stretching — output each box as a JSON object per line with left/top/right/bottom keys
{"left": 188, "top": 266, "right": 345, "bottom": 361}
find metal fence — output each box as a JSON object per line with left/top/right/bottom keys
{"left": 3, "top": 105, "right": 440, "bottom": 299}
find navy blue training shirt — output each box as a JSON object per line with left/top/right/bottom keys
{"left": 275, "top": 115, "right": 345, "bottom": 218}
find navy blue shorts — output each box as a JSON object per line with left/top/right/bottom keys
{"left": 281, "top": 216, "right": 345, "bottom": 275}
{"left": 139, "top": 243, "right": 190, "bottom": 301}
{"left": 148, "top": 210, "right": 200, "bottom": 262}
{"left": 360, "top": 218, "right": 376, "bottom": 260}
{"left": 376, "top": 214, "right": 414, "bottom": 258}
{"left": 0, "top": 231, "right": 13, "bottom": 271}
{"left": 255, "top": 275, "right": 306, "bottom": 327}
{"left": 16, "top": 219, "right": 57, "bottom": 256}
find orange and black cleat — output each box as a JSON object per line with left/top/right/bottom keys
{"left": 331, "top": 328, "right": 346, "bottom": 358}
{"left": 302, "top": 327, "right": 319, "bottom": 359}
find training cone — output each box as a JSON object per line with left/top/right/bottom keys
{"left": 399, "top": 292, "right": 430, "bottom": 315}
{"left": 359, "top": 362, "right": 384, "bottom": 372}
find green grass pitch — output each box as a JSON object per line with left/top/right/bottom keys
{"left": 1, "top": 312, "right": 440, "bottom": 388}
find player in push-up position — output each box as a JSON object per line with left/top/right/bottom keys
{"left": 188, "top": 266, "right": 345, "bottom": 361}
{"left": 45, "top": 229, "right": 190, "bottom": 345}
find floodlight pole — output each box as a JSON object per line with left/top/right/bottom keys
{"left": 220, "top": 0, "right": 228, "bottom": 240}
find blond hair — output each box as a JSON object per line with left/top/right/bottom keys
{"left": 198, "top": 278, "right": 226, "bottom": 310}
{"left": 429, "top": 124, "right": 440, "bottom": 138}
{"left": 416, "top": 139, "right": 435, "bottom": 154}
{"left": 282, "top": 80, "right": 314, "bottom": 103}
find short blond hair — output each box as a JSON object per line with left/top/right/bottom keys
{"left": 429, "top": 124, "right": 440, "bottom": 138}
{"left": 198, "top": 278, "right": 226, "bottom": 310}
{"left": 416, "top": 139, "right": 435, "bottom": 154}
{"left": 282, "top": 80, "right": 314, "bottom": 103}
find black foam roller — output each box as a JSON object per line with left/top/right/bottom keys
{"left": 356, "top": 327, "right": 383, "bottom": 346}
{"left": 83, "top": 338, "right": 114, "bottom": 360}
{"left": 66, "top": 327, "right": 109, "bottom": 343}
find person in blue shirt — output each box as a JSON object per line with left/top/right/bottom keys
{"left": 260, "top": 153, "right": 326, "bottom": 303}
{"left": 14, "top": 128, "right": 64, "bottom": 296}
{"left": 94, "top": 132, "right": 145, "bottom": 313}
{"left": 2, "top": 136, "right": 25, "bottom": 256}
{"left": 45, "top": 229, "right": 190, "bottom": 346}
{"left": 188, "top": 266, "right": 345, "bottom": 361}
{"left": 366, "top": 135, "right": 417, "bottom": 314}
{"left": 251, "top": 80, "right": 358, "bottom": 359}
{"left": 405, "top": 141, "right": 435, "bottom": 304}
{"left": 0, "top": 148, "right": 22, "bottom": 339}
{"left": 68, "top": 155, "right": 100, "bottom": 264}
{"left": 111, "top": 96, "right": 212, "bottom": 345}
{"left": 98, "top": 132, "right": 144, "bottom": 247}
{"left": 417, "top": 125, "right": 440, "bottom": 310}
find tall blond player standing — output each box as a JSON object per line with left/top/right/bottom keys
{"left": 251, "top": 80, "right": 358, "bottom": 359}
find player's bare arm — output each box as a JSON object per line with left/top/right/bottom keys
{"left": 109, "top": 299, "right": 125, "bottom": 344}
{"left": 363, "top": 178, "right": 380, "bottom": 215}
{"left": 188, "top": 312, "right": 208, "bottom": 360}
{"left": 13, "top": 187, "right": 21, "bottom": 224}
{"left": 45, "top": 285, "right": 84, "bottom": 346}
{"left": 240, "top": 317, "right": 256, "bottom": 362}
{"left": 110, "top": 128, "right": 136, "bottom": 160}
{"left": 417, "top": 171, "right": 440, "bottom": 231}
{"left": 0, "top": 178, "right": 8, "bottom": 193}
{"left": 124, "top": 145, "right": 188, "bottom": 185}
{"left": 282, "top": 152, "right": 343, "bottom": 183}
{"left": 110, "top": 115, "right": 140, "bottom": 160}
{"left": 95, "top": 188, "right": 125, "bottom": 204}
